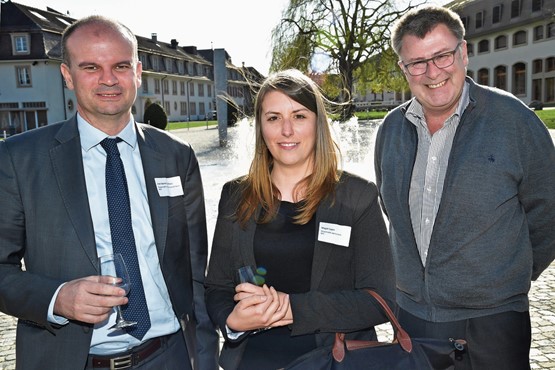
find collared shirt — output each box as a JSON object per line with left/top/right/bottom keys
{"left": 49, "top": 115, "right": 180, "bottom": 355}
{"left": 406, "top": 82, "right": 470, "bottom": 266}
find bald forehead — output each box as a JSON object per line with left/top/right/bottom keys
{"left": 71, "top": 22, "right": 131, "bottom": 42}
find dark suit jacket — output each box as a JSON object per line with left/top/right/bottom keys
{"left": 0, "top": 116, "right": 219, "bottom": 370}
{"left": 205, "top": 171, "right": 395, "bottom": 369}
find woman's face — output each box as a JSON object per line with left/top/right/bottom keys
{"left": 260, "top": 90, "right": 317, "bottom": 175}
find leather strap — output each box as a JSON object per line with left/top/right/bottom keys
{"left": 332, "top": 289, "right": 412, "bottom": 362}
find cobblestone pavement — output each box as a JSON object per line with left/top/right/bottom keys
{"left": 1, "top": 125, "right": 554, "bottom": 369}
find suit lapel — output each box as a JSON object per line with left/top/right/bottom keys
{"left": 50, "top": 118, "right": 97, "bottom": 268}
{"left": 136, "top": 125, "right": 168, "bottom": 255}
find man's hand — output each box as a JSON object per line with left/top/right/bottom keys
{"left": 53, "top": 276, "right": 127, "bottom": 324}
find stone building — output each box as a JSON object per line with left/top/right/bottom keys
{"left": 0, "top": 1, "right": 264, "bottom": 136}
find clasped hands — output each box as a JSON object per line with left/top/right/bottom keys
{"left": 226, "top": 283, "right": 293, "bottom": 332}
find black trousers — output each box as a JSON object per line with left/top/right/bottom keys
{"left": 398, "top": 308, "right": 531, "bottom": 370}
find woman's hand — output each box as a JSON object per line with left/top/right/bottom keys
{"left": 226, "top": 284, "right": 292, "bottom": 331}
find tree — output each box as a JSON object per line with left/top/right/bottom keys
{"left": 143, "top": 102, "right": 168, "bottom": 130}
{"left": 271, "top": 0, "right": 419, "bottom": 119}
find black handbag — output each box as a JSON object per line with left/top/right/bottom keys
{"left": 284, "top": 290, "right": 466, "bottom": 370}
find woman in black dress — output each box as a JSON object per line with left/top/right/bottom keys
{"left": 205, "top": 69, "right": 395, "bottom": 370}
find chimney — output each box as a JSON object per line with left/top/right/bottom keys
{"left": 171, "top": 39, "right": 179, "bottom": 48}
{"left": 151, "top": 33, "right": 157, "bottom": 42}
{"left": 183, "top": 46, "right": 198, "bottom": 54}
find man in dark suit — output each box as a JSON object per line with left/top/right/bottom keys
{"left": 0, "top": 15, "right": 219, "bottom": 370}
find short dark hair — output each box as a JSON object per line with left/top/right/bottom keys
{"left": 61, "top": 15, "right": 138, "bottom": 66}
{"left": 390, "top": 6, "right": 465, "bottom": 56}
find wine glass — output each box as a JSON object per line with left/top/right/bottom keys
{"left": 236, "top": 265, "right": 266, "bottom": 286}
{"left": 98, "top": 253, "right": 137, "bottom": 329}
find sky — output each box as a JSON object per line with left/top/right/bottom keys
{"left": 15, "top": 0, "right": 290, "bottom": 76}
{"left": 16, "top": 0, "right": 449, "bottom": 76}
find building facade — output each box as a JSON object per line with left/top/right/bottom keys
{"left": 0, "top": 1, "right": 263, "bottom": 136}
{"left": 449, "top": 0, "right": 555, "bottom": 105}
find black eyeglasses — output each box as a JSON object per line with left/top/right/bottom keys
{"left": 402, "top": 42, "right": 462, "bottom": 76}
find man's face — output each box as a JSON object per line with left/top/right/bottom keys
{"left": 60, "top": 24, "right": 142, "bottom": 131}
{"left": 398, "top": 24, "right": 468, "bottom": 120}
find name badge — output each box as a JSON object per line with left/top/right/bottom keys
{"left": 318, "top": 222, "right": 351, "bottom": 247}
{"left": 155, "top": 176, "right": 184, "bottom": 197}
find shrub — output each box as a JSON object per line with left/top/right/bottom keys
{"left": 144, "top": 103, "right": 168, "bottom": 130}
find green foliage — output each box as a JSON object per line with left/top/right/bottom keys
{"left": 143, "top": 103, "right": 168, "bottom": 130}
{"left": 355, "top": 47, "right": 408, "bottom": 94}
{"left": 270, "top": 0, "right": 421, "bottom": 119}
{"left": 535, "top": 109, "right": 555, "bottom": 129}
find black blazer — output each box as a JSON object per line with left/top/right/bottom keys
{"left": 205, "top": 171, "right": 395, "bottom": 369}
{"left": 0, "top": 117, "right": 219, "bottom": 370}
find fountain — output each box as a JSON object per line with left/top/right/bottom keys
{"left": 176, "top": 117, "right": 381, "bottom": 244}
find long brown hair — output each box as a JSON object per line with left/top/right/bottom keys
{"left": 236, "top": 69, "right": 341, "bottom": 227}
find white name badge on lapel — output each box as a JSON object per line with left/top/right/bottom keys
{"left": 155, "top": 176, "right": 184, "bottom": 197}
{"left": 318, "top": 222, "right": 351, "bottom": 247}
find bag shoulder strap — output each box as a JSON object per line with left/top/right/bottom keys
{"left": 364, "top": 289, "right": 412, "bottom": 352}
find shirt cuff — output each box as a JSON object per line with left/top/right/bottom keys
{"left": 225, "top": 324, "right": 245, "bottom": 340}
{"left": 47, "top": 283, "right": 69, "bottom": 325}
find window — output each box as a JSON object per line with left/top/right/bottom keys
{"left": 154, "top": 79, "right": 160, "bottom": 94}
{"left": 533, "top": 59, "right": 543, "bottom": 73}
{"left": 163, "top": 79, "right": 169, "bottom": 94}
{"left": 142, "top": 78, "right": 149, "bottom": 93}
{"left": 178, "top": 61, "right": 185, "bottom": 75}
{"left": 548, "top": 23, "right": 555, "bottom": 38}
{"left": 478, "top": 39, "right": 489, "bottom": 53}
{"left": 189, "top": 82, "right": 195, "bottom": 96}
{"left": 11, "top": 34, "right": 30, "bottom": 55}
{"left": 172, "top": 81, "right": 177, "bottom": 95}
{"left": 16, "top": 66, "right": 32, "bottom": 87}
{"left": 198, "top": 83, "right": 204, "bottom": 97}
{"left": 467, "top": 70, "right": 475, "bottom": 79}
{"left": 139, "top": 53, "right": 147, "bottom": 68}
{"left": 208, "top": 85, "right": 212, "bottom": 97}
{"left": 495, "top": 35, "right": 507, "bottom": 49}
{"left": 476, "top": 11, "right": 484, "bottom": 28}
{"left": 164, "top": 101, "right": 170, "bottom": 115}
{"left": 467, "top": 43, "right": 474, "bottom": 57}
{"left": 180, "top": 102, "right": 188, "bottom": 115}
{"left": 151, "top": 56, "right": 159, "bottom": 71}
{"left": 532, "top": 79, "right": 542, "bottom": 101}
{"left": 546, "top": 77, "right": 554, "bottom": 102}
{"left": 189, "top": 102, "right": 196, "bottom": 115}
{"left": 494, "top": 66, "right": 507, "bottom": 90}
{"left": 534, "top": 25, "right": 544, "bottom": 41}
{"left": 532, "top": 0, "right": 543, "bottom": 12}
{"left": 199, "top": 102, "right": 205, "bottom": 116}
{"left": 478, "top": 68, "right": 489, "bottom": 86}
{"left": 460, "top": 16, "right": 470, "bottom": 30}
{"left": 180, "top": 81, "right": 186, "bottom": 96}
{"left": 511, "top": 0, "right": 522, "bottom": 18}
{"left": 547, "top": 57, "right": 555, "bottom": 72}
{"left": 513, "top": 30, "right": 527, "bottom": 46}
{"left": 512, "top": 62, "right": 526, "bottom": 96}
{"left": 492, "top": 5, "right": 503, "bottom": 23}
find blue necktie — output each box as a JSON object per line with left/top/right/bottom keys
{"left": 101, "top": 138, "right": 151, "bottom": 340}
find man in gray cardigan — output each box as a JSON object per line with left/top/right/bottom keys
{"left": 375, "top": 6, "right": 555, "bottom": 369}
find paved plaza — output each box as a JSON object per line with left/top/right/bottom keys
{"left": 1, "top": 124, "right": 554, "bottom": 369}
